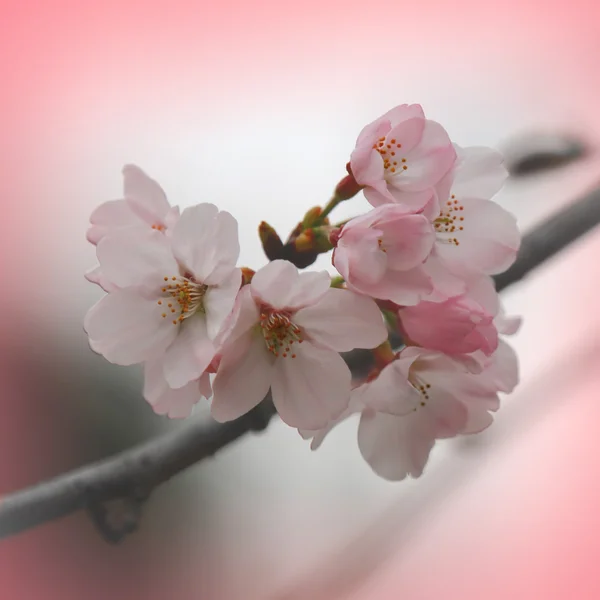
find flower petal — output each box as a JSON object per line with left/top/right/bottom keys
{"left": 162, "top": 316, "right": 215, "bottom": 389}
{"left": 452, "top": 146, "right": 508, "bottom": 199}
{"left": 214, "top": 285, "right": 260, "bottom": 351}
{"left": 204, "top": 268, "right": 242, "bottom": 340}
{"left": 85, "top": 265, "right": 120, "bottom": 293}
{"left": 348, "top": 264, "right": 433, "bottom": 306}
{"left": 435, "top": 198, "right": 520, "bottom": 276}
{"left": 271, "top": 342, "right": 351, "bottom": 429}
{"left": 358, "top": 360, "right": 420, "bottom": 415}
{"left": 123, "top": 164, "right": 171, "bottom": 220}
{"left": 251, "top": 260, "right": 330, "bottom": 310}
{"left": 295, "top": 288, "right": 387, "bottom": 351}
{"left": 96, "top": 229, "right": 178, "bottom": 288}
{"left": 144, "top": 359, "right": 209, "bottom": 419}
{"left": 84, "top": 288, "right": 178, "bottom": 365}
{"left": 357, "top": 410, "right": 435, "bottom": 481}
{"left": 171, "top": 204, "right": 240, "bottom": 283}
{"left": 211, "top": 333, "right": 274, "bottom": 422}
{"left": 87, "top": 199, "right": 142, "bottom": 245}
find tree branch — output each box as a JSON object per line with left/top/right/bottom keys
{"left": 1, "top": 185, "right": 600, "bottom": 543}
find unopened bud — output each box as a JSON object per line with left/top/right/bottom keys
{"left": 334, "top": 163, "right": 362, "bottom": 201}
{"left": 258, "top": 221, "right": 284, "bottom": 261}
{"left": 294, "top": 226, "right": 334, "bottom": 254}
{"left": 302, "top": 206, "right": 325, "bottom": 229}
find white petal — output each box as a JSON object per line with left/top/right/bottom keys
{"left": 143, "top": 359, "right": 209, "bottom": 419}
{"left": 358, "top": 411, "right": 435, "bottom": 481}
{"left": 204, "top": 269, "right": 242, "bottom": 340}
{"left": 162, "top": 316, "right": 215, "bottom": 389}
{"left": 271, "top": 342, "right": 351, "bottom": 429}
{"left": 84, "top": 289, "right": 177, "bottom": 365}
{"left": 359, "top": 360, "right": 420, "bottom": 415}
{"left": 214, "top": 285, "right": 260, "bottom": 351}
{"left": 251, "top": 261, "right": 330, "bottom": 310}
{"left": 87, "top": 199, "right": 142, "bottom": 245}
{"left": 123, "top": 164, "right": 171, "bottom": 220}
{"left": 452, "top": 146, "right": 508, "bottom": 199}
{"left": 96, "top": 229, "right": 178, "bottom": 288}
{"left": 211, "top": 333, "right": 274, "bottom": 422}
{"left": 171, "top": 204, "right": 239, "bottom": 283}
{"left": 294, "top": 289, "right": 387, "bottom": 352}
{"left": 203, "top": 211, "right": 241, "bottom": 285}
{"left": 435, "top": 198, "right": 520, "bottom": 276}
{"left": 84, "top": 265, "right": 120, "bottom": 293}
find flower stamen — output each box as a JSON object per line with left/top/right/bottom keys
{"left": 260, "top": 309, "right": 303, "bottom": 358}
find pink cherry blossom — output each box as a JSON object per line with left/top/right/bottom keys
{"left": 143, "top": 358, "right": 212, "bottom": 418}
{"left": 355, "top": 345, "right": 519, "bottom": 480}
{"left": 304, "top": 342, "right": 518, "bottom": 481}
{"left": 350, "top": 104, "right": 456, "bottom": 214}
{"left": 398, "top": 276, "right": 499, "bottom": 356}
{"left": 332, "top": 203, "right": 436, "bottom": 305}
{"left": 211, "top": 260, "right": 388, "bottom": 430}
{"left": 84, "top": 203, "right": 241, "bottom": 390}
{"left": 429, "top": 146, "right": 520, "bottom": 279}
{"left": 87, "top": 165, "right": 180, "bottom": 246}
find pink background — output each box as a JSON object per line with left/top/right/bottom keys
{"left": 1, "top": 1, "right": 600, "bottom": 598}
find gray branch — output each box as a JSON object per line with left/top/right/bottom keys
{"left": 1, "top": 185, "right": 599, "bottom": 542}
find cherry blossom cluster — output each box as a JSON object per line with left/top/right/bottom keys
{"left": 84, "top": 104, "right": 521, "bottom": 481}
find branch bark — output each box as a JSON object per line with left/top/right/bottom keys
{"left": 1, "top": 186, "right": 599, "bottom": 542}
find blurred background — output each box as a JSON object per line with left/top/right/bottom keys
{"left": 1, "top": 1, "right": 599, "bottom": 598}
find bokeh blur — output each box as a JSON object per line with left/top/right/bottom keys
{"left": 1, "top": 1, "right": 599, "bottom": 598}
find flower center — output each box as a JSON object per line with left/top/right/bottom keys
{"left": 409, "top": 372, "right": 432, "bottom": 408}
{"left": 372, "top": 136, "right": 408, "bottom": 176}
{"left": 434, "top": 194, "right": 464, "bottom": 246}
{"left": 259, "top": 309, "right": 303, "bottom": 358}
{"left": 151, "top": 224, "right": 165, "bottom": 231}
{"left": 158, "top": 275, "right": 208, "bottom": 325}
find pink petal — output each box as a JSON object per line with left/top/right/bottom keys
{"left": 96, "top": 229, "right": 178, "bottom": 288}
{"left": 84, "top": 288, "right": 178, "bottom": 365}
{"left": 357, "top": 410, "right": 435, "bottom": 481}
{"left": 211, "top": 333, "right": 274, "bottom": 422}
{"left": 336, "top": 227, "right": 387, "bottom": 286}
{"left": 251, "top": 260, "right": 330, "bottom": 310}
{"left": 349, "top": 264, "right": 433, "bottom": 306}
{"left": 87, "top": 199, "right": 141, "bottom": 245}
{"left": 295, "top": 289, "right": 387, "bottom": 352}
{"left": 381, "top": 103, "right": 425, "bottom": 126}
{"left": 355, "top": 117, "right": 391, "bottom": 147}
{"left": 377, "top": 213, "right": 435, "bottom": 270}
{"left": 203, "top": 268, "right": 242, "bottom": 340}
{"left": 162, "top": 316, "right": 215, "bottom": 389}
{"left": 271, "top": 342, "right": 351, "bottom": 429}
{"left": 350, "top": 146, "right": 385, "bottom": 186}
{"left": 122, "top": 164, "right": 171, "bottom": 220}
{"left": 386, "top": 116, "right": 426, "bottom": 154}
{"left": 421, "top": 252, "right": 467, "bottom": 301}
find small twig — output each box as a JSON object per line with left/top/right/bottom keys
{"left": 1, "top": 185, "right": 600, "bottom": 542}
